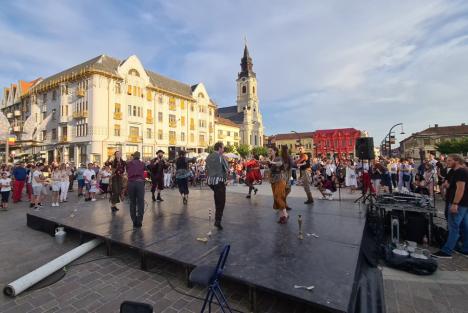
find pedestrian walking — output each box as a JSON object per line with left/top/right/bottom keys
{"left": 126, "top": 151, "right": 146, "bottom": 228}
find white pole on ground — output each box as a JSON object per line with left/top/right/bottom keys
{"left": 3, "top": 239, "right": 102, "bottom": 297}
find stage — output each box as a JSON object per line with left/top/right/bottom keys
{"left": 27, "top": 188, "right": 369, "bottom": 313}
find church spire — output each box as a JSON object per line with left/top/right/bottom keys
{"left": 239, "top": 42, "right": 256, "bottom": 79}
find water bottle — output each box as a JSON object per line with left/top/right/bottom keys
{"left": 55, "top": 227, "right": 66, "bottom": 244}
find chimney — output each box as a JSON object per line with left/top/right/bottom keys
{"left": 434, "top": 124, "right": 438, "bottom": 128}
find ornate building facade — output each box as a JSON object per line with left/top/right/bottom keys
{"left": 218, "top": 44, "right": 264, "bottom": 147}
{"left": 1, "top": 54, "right": 221, "bottom": 163}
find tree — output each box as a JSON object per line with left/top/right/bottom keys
{"left": 436, "top": 137, "right": 468, "bottom": 154}
{"left": 251, "top": 146, "right": 268, "bottom": 158}
{"left": 224, "top": 145, "right": 234, "bottom": 153}
{"left": 237, "top": 144, "right": 250, "bottom": 159}
{"left": 206, "top": 145, "right": 214, "bottom": 154}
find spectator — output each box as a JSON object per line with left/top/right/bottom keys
{"left": 0, "top": 171, "right": 12, "bottom": 210}
{"left": 12, "top": 162, "right": 27, "bottom": 203}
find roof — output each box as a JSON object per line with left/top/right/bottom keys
{"left": 216, "top": 117, "right": 240, "bottom": 128}
{"left": 270, "top": 132, "right": 315, "bottom": 141}
{"left": 30, "top": 54, "right": 195, "bottom": 98}
{"left": 218, "top": 106, "right": 244, "bottom": 124}
{"left": 401, "top": 124, "right": 468, "bottom": 142}
{"left": 146, "top": 70, "right": 193, "bottom": 98}
{"left": 20, "top": 78, "right": 41, "bottom": 96}
{"left": 314, "top": 128, "right": 360, "bottom": 135}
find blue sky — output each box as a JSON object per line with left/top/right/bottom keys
{"left": 1, "top": 0, "right": 468, "bottom": 144}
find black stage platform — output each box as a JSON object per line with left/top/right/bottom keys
{"left": 27, "top": 189, "right": 368, "bottom": 313}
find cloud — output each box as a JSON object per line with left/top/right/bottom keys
{"left": 1, "top": 0, "right": 468, "bottom": 144}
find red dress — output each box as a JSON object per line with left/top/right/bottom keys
{"left": 245, "top": 160, "right": 262, "bottom": 183}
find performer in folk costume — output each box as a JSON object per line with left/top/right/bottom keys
{"left": 244, "top": 155, "right": 261, "bottom": 198}
{"left": 106, "top": 151, "right": 126, "bottom": 213}
{"left": 280, "top": 145, "right": 295, "bottom": 210}
{"left": 149, "top": 150, "right": 168, "bottom": 202}
{"left": 295, "top": 146, "right": 314, "bottom": 204}
{"left": 206, "top": 142, "right": 230, "bottom": 230}
{"left": 264, "top": 146, "right": 289, "bottom": 224}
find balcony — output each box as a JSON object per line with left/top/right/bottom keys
{"left": 128, "top": 135, "right": 142, "bottom": 143}
{"left": 113, "top": 112, "right": 122, "bottom": 120}
{"left": 59, "top": 136, "right": 69, "bottom": 143}
{"left": 6, "top": 112, "right": 13, "bottom": 119}
{"left": 14, "top": 110, "right": 21, "bottom": 117}
{"left": 146, "top": 117, "right": 153, "bottom": 124}
{"left": 76, "top": 88, "right": 85, "bottom": 97}
{"left": 72, "top": 111, "right": 88, "bottom": 119}
{"left": 13, "top": 126, "right": 22, "bottom": 132}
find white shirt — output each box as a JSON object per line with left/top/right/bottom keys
{"left": 325, "top": 164, "right": 336, "bottom": 176}
{"left": 32, "top": 170, "right": 43, "bottom": 187}
{"left": 83, "top": 169, "right": 95, "bottom": 182}
{"left": 0, "top": 178, "right": 11, "bottom": 192}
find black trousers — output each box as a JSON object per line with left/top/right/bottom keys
{"left": 128, "top": 180, "right": 145, "bottom": 224}
{"left": 177, "top": 178, "right": 189, "bottom": 195}
{"left": 209, "top": 182, "right": 226, "bottom": 223}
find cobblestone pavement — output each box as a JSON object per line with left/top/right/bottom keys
{"left": 0, "top": 185, "right": 467, "bottom": 313}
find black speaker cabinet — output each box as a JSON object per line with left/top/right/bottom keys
{"left": 356, "top": 137, "right": 375, "bottom": 160}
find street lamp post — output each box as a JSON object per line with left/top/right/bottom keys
{"left": 385, "top": 123, "right": 405, "bottom": 158}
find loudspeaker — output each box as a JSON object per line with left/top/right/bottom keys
{"left": 356, "top": 137, "right": 375, "bottom": 160}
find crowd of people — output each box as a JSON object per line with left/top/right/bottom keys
{"left": 0, "top": 144, "right": 466, "bottom": 258}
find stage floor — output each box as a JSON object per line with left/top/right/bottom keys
{"left": 27, "top": 189, "right": 366, "bottom": 313}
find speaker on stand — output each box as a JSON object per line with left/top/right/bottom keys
{"left": 354, "top": 137, "right": 377, "bottom": 207}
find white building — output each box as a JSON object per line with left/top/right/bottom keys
{"left": 2, "top": 54, "right": 218, "bottom": 163}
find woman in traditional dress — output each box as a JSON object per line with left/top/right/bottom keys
{"left": 266, "top": 146, "right": 288, "bottom": 224}
{"left": 345, "top": 160, "right": 358, "bottom": 192}
{"left": 106, "top": 151, "right": 126, "bottom": 213}
{"left": 244, "top": 155, "right": 261, "bottom": 198}
{"left": 175, "top": 150, "right": 192, "bottom": 204}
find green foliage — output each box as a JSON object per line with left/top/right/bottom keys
{"left": 224, "top": 145, "right": 234, "bottom": 153}
{"left": 251, "top": 146, "right": 268, "bottom": 158}
{"left": 435, "top": 137, "right": 468, "bottom": 154}
{"left": 207, "top": 145, "right": 214, "bottom": 154}
{"left": 237, "top": 144, "right": 250, "bottom": 158}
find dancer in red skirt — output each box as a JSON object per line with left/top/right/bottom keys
{"left": 245, "top": 155, "right": 261, "bottom": 198}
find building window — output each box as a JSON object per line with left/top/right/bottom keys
{"left": 158, "top": 95, "right": 163, "bottom": 104}
{"left": 42, "top": 130, "right": 47, "bottom": 141}
{"left": 133, "top": 106, "right": 137, "bottom": 116}
{"left": 146, "top": 90, "right": 152, "bottom": 101}
{"left": 181, "top": 116, "right": 185, "bottom": 126}
{"left": 169, "top": 97, "right": 176, "bottom": 111}
{"left": 114, "top": 124, "right": 121, "bottom": 136}
{"left": 253, "top": 86, "right": 255, "bottom": 94}
{"left": 190, "top": 104, "right": 194, "bottom": 112}
{"left": 218, "top": 130, "right": 223, "bottom": 136}
{"left": 52, "top": 128, "right": 57, "bottom": 140}
{"left": 115, "top": 103, "right": 121, "bottom": 113}
{"left": 190, "top": 118, "right": 195, "bottom": 130}
{"left": 158, "top": 129, "right": 163, "bottom": 140}
{"left": 129, "top": 126, "right": 139, "bottom": 139}
{"left": 146, "top": 128, "right": 152, "bottom": 139}
{"left": 128, "top": 105, "right": 132, "bottom": 116}
{"left": 199, "top": 134, "right": 205, "bottom": 145}
{"left": 115, "top": 82, "right": 121, "bottom": 94}
{"left": 199, "top": 120, "right": 206, "bottom": 128}
{"left": 127, "top": 85, "right": 132, "bottom": 95}
{"left": 242, "top": 86, "right": 246, "bottom": 94}
{"left": 227, "top": 131, "right": 231, "bottom": 136}
{"left": 190, "top": 133, "right": 195, "bottom": 143}
{"left": 52, "top": 90, "right": 57, "bottom": 101}
{"left": 169, "top": 114, "right": 176, "bottom": 127}
{"left": 128, "top": 69, "right": 140, "bottom": 77}
{"left": 181, "top": 132, "right": 185, "bottom": 141}
{"left": 158, "top": 112, "right": 163, "bottom": 122}
{"left": 180, "top": 99, "right": 185, "bottom": 110}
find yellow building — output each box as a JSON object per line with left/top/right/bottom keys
{"left": 268, "top": 132, "right": 315, "bottom": 155}
{"left": 215, "top": 117, "right": 240, "bottom": 147}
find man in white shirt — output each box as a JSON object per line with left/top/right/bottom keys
{"left": 31, "top": 163, "right": 45, "bottom": 210}
{"left": 325, "top": 159, "right": 336, "bottom": 179}
{"left": 83, "top": 163, "right": 95, "bottom": 201}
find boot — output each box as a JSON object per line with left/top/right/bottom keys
{"left": 152, "top": 192, "right": 156, "bottom": 202}
{"left": 214, "top": 221, "right": 223, "bottom": 230}
{"left": 157, "top": 193, "right": 163, "bottom": 202}
{"left": 304, "top": 193, "right": 314, "bottom": 204}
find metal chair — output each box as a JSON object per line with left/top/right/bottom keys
{"left": 189, "top": 245, "right": 233, "bottom": 313}
{"left": 120, "top": 301, "right": 153, "bottom": 313}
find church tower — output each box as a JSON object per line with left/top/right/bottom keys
{"left": 236, "top": 44, "right": 264, "bottom": 147}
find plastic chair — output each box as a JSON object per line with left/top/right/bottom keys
{"left": 120, "top": 301, "right": 153, "bottom": 313}
{"left": 189, "top": 245, "right": 233, "bottom": 313}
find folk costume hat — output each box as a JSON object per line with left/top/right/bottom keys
{"left": 156, "top": 150, "right": 165, "bottom": 154}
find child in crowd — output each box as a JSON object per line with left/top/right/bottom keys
{"left": 89, "top": 175, "right": 98, "bottom": 201}
{"left": 0, "top": 172, "right": 12, "bottom": 210}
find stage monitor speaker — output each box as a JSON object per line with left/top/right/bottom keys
{"left": 356, "top": 137, "right": 375, "bottom": 160}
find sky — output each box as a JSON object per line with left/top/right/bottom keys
{"left": 1, "top": 0, "right": 468, "bottom": 144}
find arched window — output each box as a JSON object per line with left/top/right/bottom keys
{"left": 128, "top": 69, "right": 140, "bottom": 77}
{"left": 253, "top": 86, "right": 255, "bottom": 94}
{"left": 198, "top": 92, "right": 205, "bottom": 99}
{"left": 242, "top": 86, "right": 246, "bottom": 94}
